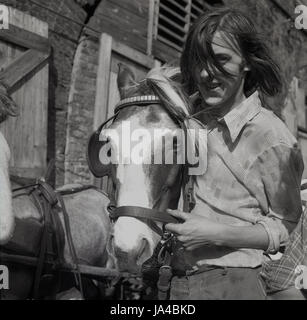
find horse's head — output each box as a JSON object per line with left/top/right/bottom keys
{"left": 90, "top": 64, "right": 194, "bottom": 274}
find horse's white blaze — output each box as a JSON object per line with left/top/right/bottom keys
{"left": 109, "top": 117, "right": 159, "bottom": 262}
{"left": 0, "top": 132, "right": 14, "bottom": 245}
{"left": 113, "top": 162, "right": 158, "bottom": 263}
{"left": 116, "top": 164, "right": 150, "bottom": 207}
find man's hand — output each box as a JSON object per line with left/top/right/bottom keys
{"left": 165, "top": 209, "right": 270, "bottom": 252}
{"left": 165, "top": 209, "right": 225, "bottom": 251}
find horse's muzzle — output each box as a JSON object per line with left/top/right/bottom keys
{"left": 114, "top": 238, "right": 150, "bottom": 274}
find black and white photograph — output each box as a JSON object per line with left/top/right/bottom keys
{"left": 0, "top": 0, "right": 307, "bottom": 305}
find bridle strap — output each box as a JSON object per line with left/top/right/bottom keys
{"left": 114, "top": 95, "right": 160, "bottom": 114}
{"left": 110, "top": 206, "right": 181, "bottom": 225}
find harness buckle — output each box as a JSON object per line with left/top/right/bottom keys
{"left": 38, "top": 180, "right": 59, "bottom": 207}
{"left": 157, "top": 265, "right": 173, "bottom": 300}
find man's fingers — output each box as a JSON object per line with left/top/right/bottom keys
{"left": 166, "top": 209, "right": 189, "bottom": 222}
{"left": 165, "top": 223, "right": 181, "bottom": 234}
{"left": 185, "top": 242, "right": 212, "bottom": 251}
{"left": 165, "top": 209, "right": 188, "bottom": 230}
{"left": 177, "top": 235, "right": 192, "bottom": 243}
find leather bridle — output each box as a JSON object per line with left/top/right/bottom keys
{"left": 88, "top": 95, "right": 191, "bottom": 230}
{"left": 87, "top": 94, "right": 196, "bottom": 300}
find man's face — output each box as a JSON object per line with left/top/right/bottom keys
{"left": 195, "top": 31, "right": 246, "bottom": 107}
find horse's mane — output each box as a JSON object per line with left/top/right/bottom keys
{"left": 145, "top": 67, "right": 192, "bottom": 125}
{"left": 145, "top": 67, "right": 208, "bottom": 176}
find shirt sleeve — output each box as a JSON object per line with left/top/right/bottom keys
{"left": 252, "top": 143, "right": 304, "bottom": 254}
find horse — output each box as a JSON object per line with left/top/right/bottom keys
{"left": 87, "top": 64, "right": 206, "bottom": 288}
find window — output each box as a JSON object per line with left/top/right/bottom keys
{"left": 153, "top": 0, "right": 223, "bottom": 53}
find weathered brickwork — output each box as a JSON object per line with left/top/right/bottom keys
{"left": 64, "top": 36, "right": 99, "bottom": 184}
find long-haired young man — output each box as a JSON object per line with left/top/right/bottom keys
{"left": 166, "top": 8, "right": 304, "bottom": 300}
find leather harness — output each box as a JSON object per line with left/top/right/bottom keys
{"left": 0, "top": 179, "right": 92, "bottom": 299}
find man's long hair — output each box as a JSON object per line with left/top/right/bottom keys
{"left": 180, "top": 8, "right": 283, "bottom": 100}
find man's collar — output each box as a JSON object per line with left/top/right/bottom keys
{"left": 218, "top": 91, "right": 261, "bottom": 143}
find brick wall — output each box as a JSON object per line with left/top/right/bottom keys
{"left": 87, "top": 0, "right": 150, "bottom": 54}
{"left": 64, "top": 36, "right": 99, "bottom": 184}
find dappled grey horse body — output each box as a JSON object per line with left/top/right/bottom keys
{"left": 2, "top": 182, "right": 112, "bottom": 299}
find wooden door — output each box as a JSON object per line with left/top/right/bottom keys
{"left": 0, "top": 7, "right": 50, "bottom": 178}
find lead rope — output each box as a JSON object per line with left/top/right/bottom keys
{"left": 32, "top": 193, "right": 48, "bottom": 299}
{"left": 157, "top": 231, "right": 174, "bottom": 300}
{"left": 56, "top": 194, "right": 84, "bottom": 299}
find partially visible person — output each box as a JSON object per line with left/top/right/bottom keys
{"left": 260, "top": 184, "right": 307, "bottom": 300}
{"left": 0, "top": 83, "right": 18, "bottom": 245}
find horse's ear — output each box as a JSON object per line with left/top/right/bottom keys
{"left": 117, "top": 63, "right": 136, "bottom": 99}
